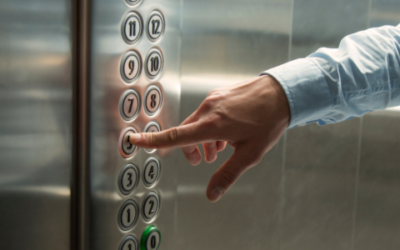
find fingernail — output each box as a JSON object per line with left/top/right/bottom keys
{"left": 209, "top": 186, "right": 224, "bottom": 202}
{"left": 129, "top": 133, "right": 141, "bottom": 143}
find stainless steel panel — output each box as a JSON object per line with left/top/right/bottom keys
{"left": 88, "top": 0, "right": 181, "bottom": 249}
{"left": 290, "top": 0, "right": 370, "bottom": 60}
{"left": 283, "top": 120, "right": 360, "bottom": 250}
{"left": 354, "top": 111, "right": 400, "bottom": 250}
{"left": 177, "top": 0, "right": 292, "bottom": 249}
{"left": 280, "top": 1, "right": 371, "bottom": 249}
{"left": 369, "top": 0, "right": 400, "bottom": 28}
{"left": 0, "top": 0, "right": 73, "bottom": 249}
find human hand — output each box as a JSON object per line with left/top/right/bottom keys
{"left": 129, "top": 75, "right": 290, "bottom": 202}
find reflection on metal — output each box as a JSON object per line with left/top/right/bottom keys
{"left": 0, "top": 0, "right": 73, "bottom": 249}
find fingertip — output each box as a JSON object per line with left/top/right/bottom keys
{"left": 182, "top": 146, "right": 202, "bottom": 166}
{"left": 216, "top": 141, "right": 227, "bottom": 152}
{"left": 207, "top": 186, "right": 224, "bottom": 202}
{"left": 129, "top": 133, "right": 142, "bottom": 144}
{"left": 205, "top": 153, "right": 217, "bottom": 163}
{"left": 203, "top": 142, "right": 218, "bottom": 163}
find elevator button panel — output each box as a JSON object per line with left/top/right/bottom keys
{"left": 145, "top": 48, "right": 164, "bottom": 79}
{"left": 105, "top": 1, "right": 179, "bottom": 249}
{"left": 119, "top": 236, "right": 138, "bottom": 250}
{"left": 147, "top": 11, "right": 165, "bottom": 42}
{"left": 121, "top": 50, "right": 142, "bottom": 84}
{"left": 118, "top": 200, "right": 139, "bottom": 231}
{"left": 144, "top": 85, "right": 162, "bottom": 115}
{"left": 142, "top": 193, "right": 160, "bottom": 221}
{"left": 119, "top": 164, "right": 140, "bottom": 195}
{"left": 141, "top": 226, "right": 161, "bottom": 250}
{"left": 119, "top": 89, "right": 141, "bottom": 121}
{"left": 122, "top": 12, "right": 143, "bottom": 44}
{"left": 119, "top": 128, "right": 138, "bottom": 158}
{"left": 143, "top": 158, "right": 161, "bottom": 187}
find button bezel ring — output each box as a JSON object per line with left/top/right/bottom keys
{"left": 141, "top": 192, "right": 161, "bottom": 222}
{"left": 119, "top": 89, "right": 141, "bottom": 122}
{"left": 142, "top": 157, "right": 161, "bottom": 187}
{"left": 144, "top": 47, "right": 164, "bottom": 80}
{"left": 118, "top": 164, "right": 140, "bottom": 195}
{"left": 118, "top": 200, "right": 140, "bottom": 231}
{"left": 121, "top": 11, "right": 144, "bottom": 45}
{"left": 143, "top": 85, "right": 163, "bottom": 117}
{"left": 119, "top": 127, "right": 140, "bottom": 159}
{"left": 146, "top": 10, "right": 166, "bottom": 43}
{"left": 120, "top": 50, "right": 143, "bottom": 85}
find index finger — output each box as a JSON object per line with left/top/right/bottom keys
{"left": 129, "top": 121, "right": 217, "bottom": 149}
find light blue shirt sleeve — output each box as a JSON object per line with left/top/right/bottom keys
{"left": 262, "top": 24, "right": 400, "bottom": 129}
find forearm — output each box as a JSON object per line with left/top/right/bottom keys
{"left": 262, "top": 24, "right": 400, "bottom": 128}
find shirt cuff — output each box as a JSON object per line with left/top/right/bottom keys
{"left": 260, "top": 58, "right": 333, "bottom": 129}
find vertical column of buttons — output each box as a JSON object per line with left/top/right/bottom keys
{"left": 118, "top": 2, "right": 144, "bottom": 250}
{"left": 140, "top": 8, "right": 165, "bottom": 250}
{"left": 117, "top": 2, "right": 166, "bottom": 250}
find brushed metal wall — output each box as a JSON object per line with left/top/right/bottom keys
{"left": 177, "top": 1, "right": 400, "bottom": 250}
{"left": 0, "top": 0, "right": 73, "bottom": 249}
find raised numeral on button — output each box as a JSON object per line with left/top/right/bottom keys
{"left": 145, "top": 48, "right": 163, "bottom": 79}
{"left": 119, "top": 164, "right": 139, "bottom": 195}
{"left": 142, "top": 193, "right": 160, "bottom": 221}
{"left": 151, "top": 20, "right": 160, "bottom": 35}
{"left": 147, "top": 11, "right": 165, "bottom": 42}
{"left": 122, "top": 12, "right": 143, "bottom": 44}
{"left": 120, "top": 50, "right": 142, "bottom": 83}
{"left": 119, "top": 200, "right": 139, "bottom": 230}
{"left": 150, "top": 57, "right": 159, "bottom": 73}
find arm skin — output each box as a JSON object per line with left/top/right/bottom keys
{"left": 130, "top": 24, "right": 400, "bottom": 202}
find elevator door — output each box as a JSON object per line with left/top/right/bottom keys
{"left": 88, "top": 0, "right": 181, "bottom": 249}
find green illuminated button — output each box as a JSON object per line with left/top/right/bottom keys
{"left": 141, "top": 226, "right": 161, "bottom": 250}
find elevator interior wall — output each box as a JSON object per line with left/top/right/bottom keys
{"left": 0, "top": 0, "right": 74, "bottom": 249}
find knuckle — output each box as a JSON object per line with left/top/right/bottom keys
{"left": 218, "top": 168, "right": 238, "bottom": 185}
{"left": 147, "top": 133, "right": 157, "bottom": 147}
{"left": 202, "top": 115, "right": 220, "bottom": 129}
{"left": 207, "top": 89, "right": 219, "bottom": 97}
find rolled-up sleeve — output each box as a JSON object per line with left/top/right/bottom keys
{"left": 262, "top": 24, "right": 400, "bottom": 129}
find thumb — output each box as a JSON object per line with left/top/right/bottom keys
{"left": 206, "top": 146, "right": 262, "bottom": 202}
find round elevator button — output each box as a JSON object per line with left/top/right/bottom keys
{"left": 142, "top": 193, "right": 160, "bottom": 221}
{"left": 119, "top": 164, "right": 139, "bottom": 195}
{"left": 118, "top": 200, "right": 139, "bottom": 231}
{"left": 145, "top": 48, "right": 163, "bottom": 79}
{"left": 119, "top": 128, "right": 139, "bottom": 158}
{"left": 144, "top": 85, "right": 162, "bottom": 115}
{"left": 143, "top": 158, "right": 160, "bottom": 187}
{"left": 141, "top": 226, "right": 161, "bottom": 250}
{"left": 125, "top": 0, "right": 142, "bottom": 7}
{"left": 122, "top": 12, "right": 143, "bottom": 44}
{"left": 119, "top": 89, "right": 141, "bottom": 121}
{"left": 121, "top": 51, "right": 142, "bottom": 84}
{"left": 147, "top": 11, "right": 165, "bottom": 42}
{"left": 119, "top": 235, "right": 138, "bottom": 250}
{"left": 144, "top": 122, "right": 161, "bottom": 153}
